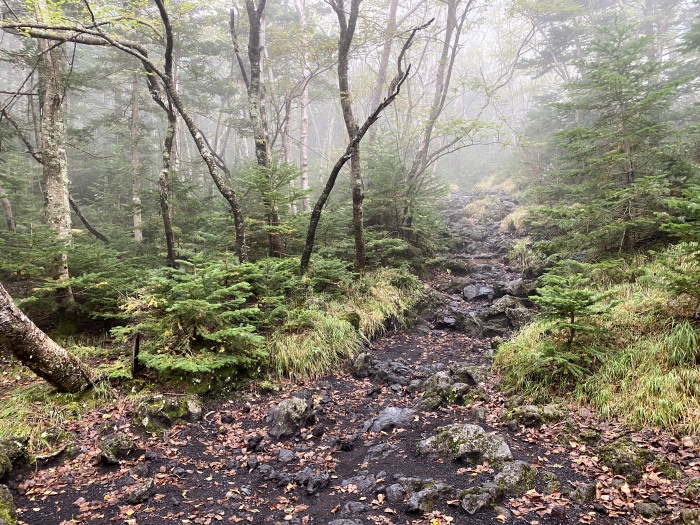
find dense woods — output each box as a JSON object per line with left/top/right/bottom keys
{"left": 1, "top": 0, "right": 700, "bottom": 522}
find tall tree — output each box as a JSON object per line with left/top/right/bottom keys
{"left": 35, "top": 0, "right": 74, "bottom": 305}
{"left": 331, "top": 0, "right": 366, "bottom": 272}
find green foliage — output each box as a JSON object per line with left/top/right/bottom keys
{"left": 496, "top": 255, "right": 700, "bottom": 433}
{"left": 648, "top": 242, "right": 700, "bottom": 310}
{"left": 533, "top": 260, "right": 616, "bottom": 347}
{"left": 517, "top": 24, "right": 698, "bottom": 259}
{"left": 112, "top": 255, "right": 266, "bottom": 378}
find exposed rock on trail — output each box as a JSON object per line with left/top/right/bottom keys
{"left": 4, "top": 191, "right": 700, "bottom": 525}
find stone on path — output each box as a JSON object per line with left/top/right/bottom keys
{"left": 267, "top": 397, "right": 315, "bottom": 440}
{"left": 363, "top": 407, "right": 415, "bottom": 433}
{"left": 0, "top": 485, "right": 16, "bottom": 525}
{"left": 416, "top": 423, "right": 512, "bottom": 466}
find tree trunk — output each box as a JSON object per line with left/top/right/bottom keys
{"left": 294, "top": 0, "right": 311, "bottom": 213}
{"left": 36, "top": 1, "right": 74, "bottom": 306}
{"left": 0, "top": 186, "right": 16, "bottom": 232}
{"left": 130, "top": 73, "right": 143, "bottom": 243}
{"left": 366, "top": 0, "right": 399, "bottom": 146}
{"left": 299, "top": 17, "right": 423, "bottom": 275}
{"left": 401, "top": 0, "right": 472, "bottom": 236}
{"left": 159, "top": 113, "right": 178, "bottom": 267}
{"left": 0, "top": 283, "right": 92, "bottom": 393}
{"left": 333, "top": 0, "right": 366, "bottom": 273}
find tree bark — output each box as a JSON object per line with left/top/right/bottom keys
{"left": 0, "top": 186, "right": 16, "bottom": 232}
{"left": 243, "top": 0, "right": 284, "bottom": 257}
{"left": 36, "top": 0, "right": 74, "bottom": 306}
{"left": 130, "top": 73, "right": 143, "bottom": 243}
{"left": 0, "top": 282, "right": 92, "bottom": 393}
{"left": 333, "top": 0, "right": 366, "bottom": 273}
{"left": 159, "top": 113, "right": 178, "bottom": 267}
{"left": 294, "top": 0, "right": 311, "bottom": 213}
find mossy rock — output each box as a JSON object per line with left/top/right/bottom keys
{"left": 460, "top": 481, "right": 502, "bottom": 514}
{"left": 416, "top": 424, "right": 512, "bottom": 467}
{"left": 0, "top": 438, "right": 29, "bottom": 480}
{"left": 451, "top": 364, "right": 488, "bottom": 385}
{"left": 502, "top": 404, "right": 565, "bottom": 429}
{"left": 579, "top": 428, "right": 601, "bottom": 446}
{"left": 134, "top": 394, "right": 203, "bottom": 434}
{"left": 494, "top": 461, "right": 538, "bottom": 495}
{"left": 99, "top": 432, "right": 136, "bottom": 465}
{"left": 597, "top": 438, "right": 651, "bottom": 484}
{"left": 680, "top": 508, "right": 700, "bottom": 525}
{"left": 685, "top": 477, "right": 700, "bottom": 500}
{"left": 654, "top": 456, "right": 683, "bottom": 480}
{"left": 0, "top": 484, "right": 16, "bottom": 525}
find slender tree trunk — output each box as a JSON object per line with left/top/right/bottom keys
{"left": 367, "top": 0, "right": 399, "bottom": 146}
{"left": 159, "top": 113, "right": 178, "bottom": 266}
{"left": 402, "top": 0, "right": 472, "bottom": 236}
{"left": 0, "top": 282, "right": 92, "bottom": 393}
{"left": 0, "top": 186, "right": 16, "bottom": 232}
{"left": 333, "top": 0, "right": 366, "bottom": 273}
{"left": 294, "top": 0, "right": 311, "bottom": 213}
{"left": 36, "top": 2, "right": 74, "bottom": 306}
{"left": 299, "top": 16, "right": 424, "bottom": 274}
{"left": 68, "top": 196, "right": 109, "bottom": 244}
{"left": 130, "top": 73, "right": 143, "bottom": 243}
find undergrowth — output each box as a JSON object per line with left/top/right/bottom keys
{"left": 494, "top": 246, "right": 700, "bottom": 434}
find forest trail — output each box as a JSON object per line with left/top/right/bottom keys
{"left": 6, "top": 192, "right": 699, "bottom": 525}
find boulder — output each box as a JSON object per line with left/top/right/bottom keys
{"left": 351, "top": 353, "right": 372, "bottom": 378}
{"left": 493, "top": 461, "right": 538, "bottom": 495}
{"left": 597, "top": 438, "right": 651, "bottom": 484}
{"left": 0, "top": 485, "right": 16, "bottom": 525}
{"left": 339, "top": 502, "right": 368, "bottom": 518}
{"left": 363, "top": 407, "right": 415, "bottom": 433}
{"left": 451, "top": 364, "right": 488, "bottom": 385}
{"left": 364, "top": 443, "right": 397, "bottom": 462}
{"left": 460, "top": 481, "right": 502, "bottom": 514}
{"left": 0, "top": 438, "right": 28, "bottom": 480}
{"left": 125, "top": 478, "right": 156, "bottom": 504}
{"left": 267, "top": 397, "right": 315, "bottom": 440}
{"left": 569, "top": 482, "right": 597, "bottom": 504}
{"left": 634, "top": 502, "right": 662, "bottom": 519}
{"left": 406, "top": 482, "right": 458, "bottom": 513}
{"left": 685, "top": 477, "right": 700, "bottom": 499}
{"left": 463, "top": 285, "right": 494, "bottom": 301}
{"left": 416, "top": 424, "right": 512, "bottom": 466}
{"left": 385, "top": 483, "right": 407, "bottom": 503}
{"left": 342, "top": 472, "right": 376, "bottom": 492}
{"left": 680, "top": 509, "right": 700, "bottom": 525}
{"left": 134, "top": 395, "right": 202, "bottom": 433}
{"left": 99, "top": 432, "right": 136, "bottom": 465}
{"left": 502, "top": 404, "right": 565, "bottom": 429}
{"left": 505, "top": 307, "right": 534, "bottom": 329}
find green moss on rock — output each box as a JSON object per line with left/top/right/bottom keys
{"left": 0, "top": 484, "right": 16, "bottom": 525}
{"left": 134, "top": 394, "right": 203, "bottom": 434}
{"left": 597, "top": 438, "right": 651, "bottom": 484}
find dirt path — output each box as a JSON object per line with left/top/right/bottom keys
{"left": 6, "top": 192, "right": 699, "bottom": 525}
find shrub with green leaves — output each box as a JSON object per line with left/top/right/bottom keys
{"left": 113, "top": 255, "right": 266, "bottom": 378}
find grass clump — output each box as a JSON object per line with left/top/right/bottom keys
{"left": 270, "top": 268, "right": 423, "bottom": 380}
{"left": 494, "top": 247, "right": 700, "bottom": 434}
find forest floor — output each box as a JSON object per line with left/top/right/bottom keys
{"left": 3, "top": 194, "right": 700, "bottom": 525}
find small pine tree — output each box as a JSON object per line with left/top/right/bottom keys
{"left": 533, "top": 260, "right": 616, "bottom": 347}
